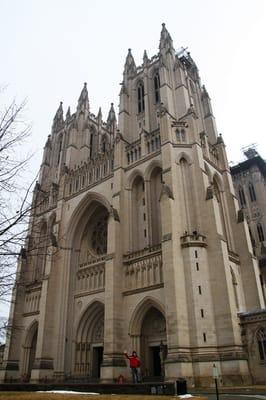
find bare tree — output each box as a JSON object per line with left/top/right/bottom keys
{"left": 0, "top": 91, "right": 34, "bottom": 340}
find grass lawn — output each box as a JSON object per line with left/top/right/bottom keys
{"left": 0, "top": 393, "right": 207, "bottom": 400}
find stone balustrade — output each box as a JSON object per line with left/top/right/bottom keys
{"left": 126, "top": 139, "right": 141, "bottom": 165}
{"left": 76, "top": 263, "right": 105, "bottom": 292}
{"left": 123, "top": 245, "right": 163, "bottom": 292}
{"left": 66, "top": 150, "right": 114, "bottom": 197}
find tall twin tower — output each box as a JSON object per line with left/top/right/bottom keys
{"left": 1, "top": 24, "right": 265, "bottom": 386}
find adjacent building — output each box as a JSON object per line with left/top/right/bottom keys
{"left": 1, "top": 24, "right": 265, "bottom": 386}
{"left": 231, "top": 149, "right": 266, "bottom": 383}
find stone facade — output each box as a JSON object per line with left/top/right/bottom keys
{"left": 1, "top": 24, "right": 265, "bottom": 386}
{"left": 239, "top": 309, "right": 266, "bottom": 384}
{"left": 231, "top": 150, "right": 266, "bottom": 294}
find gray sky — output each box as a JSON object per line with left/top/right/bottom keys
{"left": 1, "top": 0, "right": 266, "bottom": 173}
{"left": 0, "top": 0, "right": 266, "bottom": 318}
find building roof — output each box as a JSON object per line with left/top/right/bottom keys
{"left": 231, "top": 155, "right": 266, "bottom": 178}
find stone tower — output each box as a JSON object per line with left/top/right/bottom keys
{"left": 1, "top": 24, "right": 265, "bottom": 386}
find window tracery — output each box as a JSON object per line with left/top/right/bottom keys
{"left": 90, "top": 215, "right": 108, "bottom": 255}
{"left": 256, "top": 328, "right": 266, "bottom": 361}
{"left": 176, "top": 129, "right": 186, "bottom": 143}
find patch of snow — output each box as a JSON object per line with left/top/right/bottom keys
{"left": 177, "top": 395, "right": 193, "bottom": 399}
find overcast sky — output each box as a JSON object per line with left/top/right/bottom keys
{"left": 1, "top": 0, "right": 266, "bottom": 177}
{"left": 0, "top": 0, "right": 266, "bottom": 319}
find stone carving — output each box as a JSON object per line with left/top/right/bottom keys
{"left": 76, "top": 264, "right": 105, "bottom": 292}
{"left": 159, "top": 183, "right": 174, "bottom": 201}
{"left": 110, "top": 206, "right": 120, "bottom": 222}
{"left": 206, "top": 185, "right": 214, "bottom": 200}
{"left": 124, "top": 247, "right": 163, "bottom": 291}
{"left": 24, "top": 290, "right": 41, "bottom": 314}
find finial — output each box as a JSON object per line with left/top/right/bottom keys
{"left": 77, "top": 81, "right": 89, "bottom": 113}
{"left": 107, "top": 102, "right": 116, "bottom": 128}
{"left": 124, "top": 48, "right": 136, "bottom": 77}
{"left": 52, "top": 101, "right": 64, "bottom": 132}
{"left": 143, "top": 49, "right": 149, "bottom": 65}
{"left": 66, "top": 106, "right": 71, "bottom": 120}
{"left": 159, "top": 22, "right": 174, "bottom": 52}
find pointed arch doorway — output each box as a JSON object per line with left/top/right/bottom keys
{"left": 130, "top": 300, "right": 167, "bottom": 380}
{"left": 22, "top": 321, "right": 38, "bottom": 381}
{"left": 74, "top": 301, "right": 104, "bottom": 379}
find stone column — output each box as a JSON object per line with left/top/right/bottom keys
{"left": 30, "top": 246, "right": 56, "bottom": 382}
{"left": 101, "top": 210, "right": 126, "bottom": 381}
{"left": 0, "top": 257, "right": 25, "bottom": 382}
{"left": 101, "top": 136, "right": 127, "bottom": 381}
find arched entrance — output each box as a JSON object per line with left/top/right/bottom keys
{"left": 74, "top": 301, "right": 104, "bottom": 379}
{"left": 141, "top": 307, "right": 167, "bottom": 378}
{"left": 22, "top": 321, "right": 38, "bottom": 381}
{"left": 65, "top": 193, "right": 111, "bottom": 379}
{"left": 129, "top": 299, "right": 167, "bottom": 380}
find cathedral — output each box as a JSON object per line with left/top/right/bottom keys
{"left": 1, "top": 24, "right": 266, "bottom": 386}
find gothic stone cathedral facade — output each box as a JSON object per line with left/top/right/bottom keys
{"left": 1, "top": 25, "right": 266, "bottom": 386}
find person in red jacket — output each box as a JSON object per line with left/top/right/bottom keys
{"left": 124, "top": 350, "right": 141, "bottom": 383}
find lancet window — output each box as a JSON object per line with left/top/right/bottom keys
{"left": 249, "top": 183, "right": 256, "bottom": 202}
{"left": 176, "top": 129, "right": 186, "bottom": 143}
{"left": 154, "top": 72, "right": 160, "bottom": 104}
{"left": 230, "top": 267, "right": 239, "bottom": 310}
{"left": 257, "top": 223, "right": 265, "bottom": 242}
{"left": 257, "top": 328, "right": 266, "bottom": 361}
{"left": 150, "top": 167, "right": 163, "bottom": 246}
{"left": 57, "top": 135, "right": 63, "bottom": 165}
{"left": 137, "top": 81, "right": 145, "bottom": 113}
{"left": 238, "top": 187, "right": 246, "bottom": 207}
{"left": 132, "top": 175, "right": 147, "bottom": 251}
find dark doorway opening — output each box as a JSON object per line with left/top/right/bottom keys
{"left": 92, "top": 346, "right": 103, "bottom": 378}
{"left": 27, "top": 329, "right": 37, "bottom": 378}
{"left": 150, "top": 346, "right": 161, "bottom": 376}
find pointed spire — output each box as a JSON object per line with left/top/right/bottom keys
{"left": 202, "top": 85, "right": 213, "bottom": 117}
{"left": 55, "top": 101, "right": 63, "bottom": 120}
{"left": 124, "top": 48, "right": 136, "bottom": 78}
{"left": 77, "top": 82, "right": 89, "bottom": 114}
{"left": 107, "top": 103, "right": 116, "bottom": 125}
{"left": 97, "top": 107, "right": 102, "bottom": 121}
{"left": 66, "top": 106, "right": 71, "bottom": 121}
{"left": 107, "top": 103, "right": 117, "bottom": 133}
{"left": 52, "top": 101, "right": 64, "bottom": 132}
{"left": 159, "top": 23, "right": 174, "bottom": 52}
{"left": 143, "top": 50, "right": 149, "bottom": 66}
